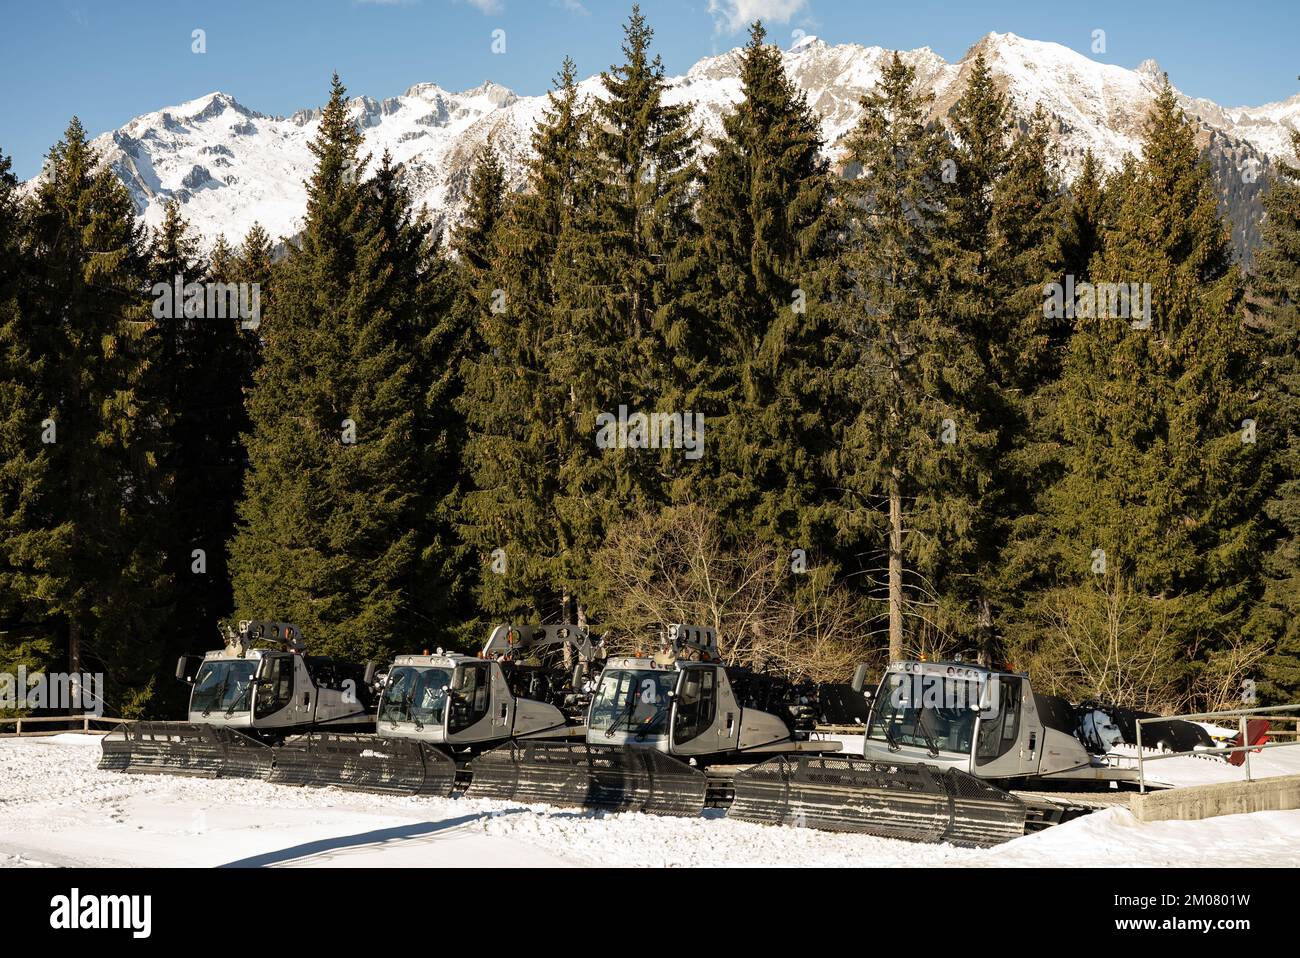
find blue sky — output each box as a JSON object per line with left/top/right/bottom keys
{"left": 2, "top": 0, "right": 1297, "bottom": 180}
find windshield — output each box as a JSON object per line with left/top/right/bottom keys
{"left": 588, "top": 669, "right": 676, "bottom": 736}
{"left": 867, "top": 673, "right": 978, "bottom": 755}
{"left": 380, "top": 666, "right": 454, "bottom": 726}
{"left": 190, "top": 660, "right": 258, "bottom": 714}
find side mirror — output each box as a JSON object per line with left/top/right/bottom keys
{"left": 363, "top": 661, "right": 378, "bottom": 686}
{"left": 175, "top": 655, "right": 201, "bottom": 684}
{"left": 851, "top": 663, "right": 870, "bottom": 694}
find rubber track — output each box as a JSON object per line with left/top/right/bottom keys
{"left": 101, "top": 734, "right": 1098, "bottom": 846}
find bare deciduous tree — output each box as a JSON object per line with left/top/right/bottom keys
{"left": 589, "top": 501, "right": 872, "bottom": 682}
{"left": 1026, "top": 572, "right": 1185, "bottom": 711}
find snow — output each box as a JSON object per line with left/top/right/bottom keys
{"left": 993, "top": 807, "right": 1300, "bottom": 868}
{"left": 25, "top": 31, "right": 1295, "bottom": 252}
{"left": 2, "top": 735, "right": 1298, "bottom": 868}
{"left": 1115, "top": 738, "right": 1300, "bottom": 788}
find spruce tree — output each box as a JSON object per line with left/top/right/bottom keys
{"left": 1037, "top": 84, "right": 1268, "bottom": 699}
{"left": 692, "top": 21, "right": 840, "bottom": 566}
{"left": 979, "top": 110, "right": 1070, "bottom": 655}
{"left": 943, "top": 52, "right": 1011, "bottom": 370}
{"left": 147, "top": 201, "right": 252, "bottom": 703}
{"left": 1248, "top": 128, "right": 1300, "bottom": 700}
{"left": 459, "top": 59, "right": 588, "bottom": 623}
{"left": 377, "top": 151, "right": 470, "bottom": 643}
{"left": 453, "top": 145, "right": 506, "bottom": 285}
{"left": 834, "top": 54, "right": 998, "bottom": 662}
{"left": 0, "top": 148, "right": 58, "bottom": 687}
{"left": 551, "top": 6, "right": 699, "bottom": 621}
{"left": 1057, "top": 150, "right": 1105, "bottom": 284}
{"left": 231, "top": 222, "right": 276, "bottom": 381}
{"left": 229, "top": 79, "right": 452, "bottom": 660}
{"left": 236, "top": 223, "right": 276, "bottom": 293}
{"left": 447, "top": 145, "right": 506, "bottom": 550}
{"left": 16, "top": 119, "right": 171, "bottom": 712}
{"left": 934, "top": 54, "right": 1022, "bottom": 659}
{"left": 1003, "top": 150, "right": 1106, "bottom": 602}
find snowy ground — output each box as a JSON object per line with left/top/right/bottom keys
{"left": 1, "top": 734, "right": 1298, "bottom": 868}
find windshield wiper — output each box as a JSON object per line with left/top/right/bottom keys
{"left": 225, "top": 681, "right": 252, "bottom": 718}
{"left": 867, "top": 693, "right": 901, "bottom": 752}
{"left": 605, "top": 684, "right": 643, "bottom": 739}
{"left": 914, "top": 709, "right": 941, "bottom": 758}
{"left": 201, "top": 673, "right": 231, "bottom": 718}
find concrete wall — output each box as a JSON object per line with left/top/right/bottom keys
{"left": 1130, "top": 774, "right": 1300, "bottom": 823}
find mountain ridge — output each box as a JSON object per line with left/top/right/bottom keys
{"left": 32, "top": 31, "right": 1298, "bottom": 261}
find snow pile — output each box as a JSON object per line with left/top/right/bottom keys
{"left": 2, "top": 735, "right": 1298, "bottom": 868}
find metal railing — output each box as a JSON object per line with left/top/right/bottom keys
{"left": 1136, "top": 703, "right": 1300, "bottom": 792}
{"left": 0, "top": 714, "right": 135, "bottom": 737}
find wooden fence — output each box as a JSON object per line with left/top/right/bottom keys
{"left": 0, "top": 715, "right": 134, "bottom": 737}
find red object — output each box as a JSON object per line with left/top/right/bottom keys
{"left": 1226, "top": 719, "right": 1270, "bottom": 766}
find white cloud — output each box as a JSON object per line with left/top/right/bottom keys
{"left": 707, "top": 0, "right": 809, "bottom": 34}
{"left": 459, "top": 0, "right": 503, "bottom": 13}
{"left": 552, "top": 0, "right": 589, "bottom": 14}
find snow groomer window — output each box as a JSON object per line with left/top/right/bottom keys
{"left": 975, "top": 676, "right": 1020, "bottom": 765}
{"left": 254, "top": 655, "right": 295, "bottom": 718}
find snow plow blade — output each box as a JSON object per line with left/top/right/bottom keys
{"left": 465, "top": 741, "right": 707, "bottom": 817}
{"left": 98, "top": 722, "right": 272, "bottom": 779}
{"left": 728, "top": 756, "right": 1026, "bottom": 847}
{"left": 97, "top": 723, "right": 133, "bottom": 772}
{"left": 268, "top": 733, "right": 456, "bottom": 797}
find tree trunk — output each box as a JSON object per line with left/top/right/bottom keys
{"left": 977, "top": 597, "right": 994, "bottom": 667}
{"left": 888, "top": 466, "right": 904, "bottom": 663}
{"left": 560, "top": 590, "right": 574, "bottom": 668}
{"left": 68, "top": 619, "right": 82, "bottom": 706}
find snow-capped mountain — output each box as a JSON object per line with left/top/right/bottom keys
{"left": 40, "top": 32, "right": 1298, "bottom": 260}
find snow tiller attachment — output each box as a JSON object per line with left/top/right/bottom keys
{"left": 268, "top": 732, "right": 456, "bottom": 796}
{"left": 97, "top": 721, "right": 273, "bottom": 779}
{"left": 465, "top": 741, "right": 708, "bottom": 817}
{"left": 728, "top": 755, "right": 1026, "bottom": 847}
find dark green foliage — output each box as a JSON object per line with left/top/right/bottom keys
{"left": 1248, "top": 129, "right": 1300, "bottom": 700}
{"left": 1025, "top": 85, "right": 1268, "bottom": 699}
{"left": 229, "top": 78, "right": 459, "bottom": 661}
{"left": 458, "top": 59, "right": 586, "bottom": 624}
{"left": 5, "top": 120, "right": 171, "bottom": 713}
{"left": 975, "top": 111, "right": 1070, "bottom": 654}
{"left": 691, "top": 22, "right": 840, "bottom": 564}
{"left": 0, "top": 148, "right": 59, "bottom": 692}
{"left": 146, "top": 201, "right": 255, "bottom": 711}
{"left": 549, "top": 6, "right": 700, "bottom": 619}
{"left": 834, "top": 54, "right": 999, "bottom": 660}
